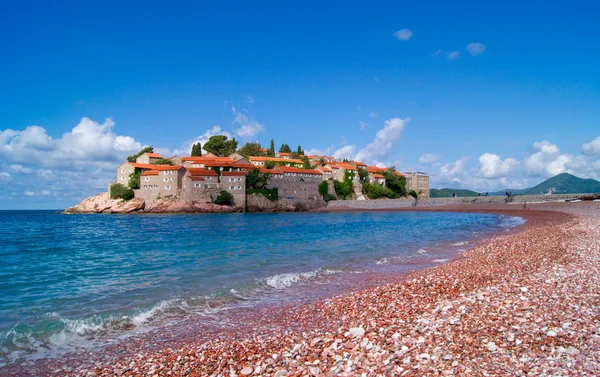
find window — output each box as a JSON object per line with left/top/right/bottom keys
{"left": 144, "top": 177, "right": 150, "bottom": 182}
{"left": 163, "top": 178, "right": 168, "bottom": 182}
{"left": 170, "top": 178, "right": 175, "bottom": 181}
{"left": 121, "top": 169, "right": 125, "bottom": 173}
{"left": 163, "top": 171, "right": 168, "bottom": 175}
{"left": 120, "top": 176, "right": 125, "bottom": 181}
{"left": 154, "top": 185, "right": 158, "bottom": 189}
{"left": 194, "top": 183, "right": 201, "bottom": 188}
{"left": 143, "top": 185, "right": 147, "bottom": 189}
{"left": 165, "top": 186, "right": 171, "bottom": 190}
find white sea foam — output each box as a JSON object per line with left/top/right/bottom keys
{"left": 375, "top": 258, "right": 389, "bottom": 265}
{"left": 259, "top": 268, "right": 342, "bottom": 289}
{"left": 417, "top": 249, "right": 427, "bottom": 254}
{"left": 498, "top": 215, "right": 526, "bottom": 229}
{"left": 433, "top": 259, "right": 450, "bottom": 263}
{"left": 452, "top": 241, "right": 469, "bottom": 246}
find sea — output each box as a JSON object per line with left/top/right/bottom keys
{"left": 0, "top": 210, "right": 525, "bottom": 368}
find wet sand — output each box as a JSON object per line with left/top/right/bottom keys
{"left": 6, "top": 203, "right": 600, "bottom": 376}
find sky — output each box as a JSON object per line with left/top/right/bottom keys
{"left": 1, "top": 0, "right": 599, "bottom": 209}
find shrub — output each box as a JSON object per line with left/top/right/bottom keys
{"left": 153, "top": 159, "right": 174, "bottom": 165}
{"left": 334, "top": 180, "right": 353, "bottom": 200}
{"left": 128, "top": 171, "right": 141, "bottom": 189}
{"left": 318, "top": 181, "right": 329, "bottom": 197}
{"left": 409, "top": 190, "right": 418, "bottom": 200}
{"left": 214, "top": 190, "right": 233, "bottom": 205}
{"left": 362, "top": 182, "right": 398, "bottom": 199}
{"left": 323, "top": 193, "right": 337, "bottom": 202}
{"left": 110, "top": 183, "right": 134, "bottom": 200}
{"left": 247, "top": 188, "right": 278, "bottom": 201}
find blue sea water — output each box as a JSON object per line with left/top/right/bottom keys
{"left": 0, "top": 210, "right": 524, "bottom": 366}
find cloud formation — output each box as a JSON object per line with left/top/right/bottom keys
{"left": 582, "top": 136, "right": 600, "bottom": 156}
{"left": 478, "top": 153, "right": 518, "bottom": 179}
{"left": 419, "top": 154, "right": 440, "bottom": 165}
{"left": 232, "top": 106, "right": 265, "bottom": 140}
{"left": 447, "top": 51, "right": 460, "bottom": 60}
{"left": 466, "top": 42, "right": 486, "bottom": 56}
{"left": 173, "top": 125, "right": 231, "bottom": 156}
{"left": 355, "top": 117, "right": 409, "bottom": 165}
{"left": 393, "top": 29, "right": 413, "bottom": 41}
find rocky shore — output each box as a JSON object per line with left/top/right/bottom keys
{"left": 22, "top": 205, "right": 598, "bottom": 376}
{"left": 63, "top": 192, "right": 240, "bottom": 214}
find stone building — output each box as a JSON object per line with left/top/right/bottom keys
{"left": 249, "top": 156, "right": 304, "bottom": 168}
{"left": 266, "top": 166, "right": 323, "bottom": 208}
{"left": 135, "top": 152, "right": 163, "bottom": 164}
{"left": 404, "top": 172, "right": 430, "bottom": 198}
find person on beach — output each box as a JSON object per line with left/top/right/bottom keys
{"left": 523, "top": 201, "right": 527, "bottom": 210}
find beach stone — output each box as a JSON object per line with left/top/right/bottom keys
{"left": 273, "top": 371, "right": 287, "bottom": 377}
{"left": 345, "top": 327, "right": 365, "bottom": 338}
{"left": 240, "top": 366, "right": 253, "bottom": 375}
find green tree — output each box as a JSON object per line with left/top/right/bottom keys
{"left": 333, "top": 180, "right": 353, "bottom": 200}
{"left": 214, "top": 190, "right": 233, "bottom": 205}
{"left": 301, "top": 156, "right": 312, "bottom": 169}
{"left": 264, "top": 161, "right": 277, "bottom": 169}
{"left": 246, "top": 167, "right": 271, "bottom": 189}
{"left": 357, "top": 167, "right": 369, "bottom": 182}
{"left": 238, "top": 142, "right": 266, "bottom": 158}
{"left": 279, "top": 144, "right": 292, "bottom": 153}
{"left": 382, "top": 167, "right": 407, "bottom": 197}
{"left": 297, "top": 145, "right": 304, "bottom": 155}
{"left": 153, "top": 159, "right": 174, "bottom": 166}
{"left": 110, "top": 183, "right": 134, "bottom": 200}
{"left": 127, "top": 146, "right": 154, "bottom": 163}
{"left": 203, "top": 135, "right": 238, "bottom": 156}
{"left": 269, "top": 139, "right": 275, "bottom": 157}
{"left": 128, "top": 171, "right": 141, "bottom": 189}
{"left": 191, "top": 142, "right": 202, "bottom": 156}
{"left": 318, "top": 181, "right": 329, "bottom": 197}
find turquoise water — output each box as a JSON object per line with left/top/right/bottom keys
{"left": 0, "top": 210, "right": 524, "bottom": 365}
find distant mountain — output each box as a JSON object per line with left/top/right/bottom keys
{"left": 435, "top": 173, "right": 600, "bottom": 198}
{"left": 506, "top": 173, "right": 600, "bottom": 196}
{"left": 430, "top": 188, "right": 481, "bottom": 198}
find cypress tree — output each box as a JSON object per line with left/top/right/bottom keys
{"left": 269, "top": 139, "right": 275, "bottom": 157}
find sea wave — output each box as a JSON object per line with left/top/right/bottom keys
{"left": 498, "top": 215, "right": 526, "bottom": 229}
{"left": 257, "top": 268, "right": 342, "bottom": 289}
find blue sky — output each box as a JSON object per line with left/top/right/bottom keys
{"left": 1, "top": 1, "right": 599, "bottom": 209}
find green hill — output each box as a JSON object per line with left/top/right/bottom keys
{"left": 430, "top": 188, "right": 481, "bottom": 198}
{"left": 518, "top": 173, "right": 600, "bottom": 195}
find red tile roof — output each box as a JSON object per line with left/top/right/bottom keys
{"left": 277, "top": 152, "right": 292, "bottom": 156}
{"left": 129, "top": 163, "right": 182, "bottom": 171}
{"left": 188, "top": 176, "right": 206, "bottom": 181}
{"left": 371, "top": 173, "right": 385, "bottom": 179}
{"left": 249, "top": 156, "right": 304, "bottom": 164}
{"left": 353, "top": 161, "right": 367, "bottom": 167}
{"left": 185, "top": 168, "right": 218, "bottom": 176}
{"left": 144, "top": 153, "right": 163, "bottom": 159}
{"left": 275, "top": 166, "right": 322, "bottom": 175}
{"left": 222, "top": 171, "right": 247, "bottom": 176}
{"left": 366, "top": 166, "right": 383, "bottom": 173}
{"left": 336, "top": 162, "right": 358, "bottom": 171}
{"left": 141, "top": 171, "right": 159, "bottom": 176}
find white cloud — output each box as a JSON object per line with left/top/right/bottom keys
{"left": 419, "top": 154, "right": 440, "bottom": 165}
{"left": 369, "top": 112, "right": 378, "bottom": 118}
{"left": 393, "top": 29, "right": 413, "bottom": 41}
{"left": 524, "top": 140, "right": 572, "bottom": 177}
{"left": 173, "top": 125, "right": 231, "bottom": 156}
{"left": 304, "top": 147, "right": 328, "bottom": 157}
{"left": 448, "top": 51, "right": 460, "bottom": 60}
{"left": 9, "top": 164, "right": 33, "bottom": 174}
{"left": 24, "top": 191, "right": 35, "bottom": 197}
{"left": 359, "top": 121, "right": 368, "bottom": 130}
{"left": 354, "top": 117, "right": 409, "bottom": 165}
{"left": 0, "top": 117, "right": 143, "bottom": 170}
{"left": 478, "top": 153, "right": 518, "bottom": 179}
{"left": 466, "top": 42, "right": 486, "bottom": 56}
{"left": 582, "top": 136, "right": 600, "bottom": 156}
{"left": 432, "top": 49, "right": 442, "bottom": 57}
{"left": 437, "top": 157, "right": 470, "bottom": 185}
{"left": 232, "top": 106, "right": 265, "bottom": 140}
{"left": 333, "top": 145, "right": 357, "bottom": 160}
{"left": 0, "top": 172, "right": 11, "bottom": 181}
{"left": 245, "top": 95, "right": 254, "bottom": 105}
{"left": 340, "top": 136, "right": 348, "bottom": 146}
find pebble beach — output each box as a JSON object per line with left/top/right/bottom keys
{"left": 10, "top": 205, "right": 600, "bottom": 376}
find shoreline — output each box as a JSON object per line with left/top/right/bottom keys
{"left": 5, "top": 204, "right": 600, "bottom": 376}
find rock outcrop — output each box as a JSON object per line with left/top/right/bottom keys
{"left": 147, "top": 199, "right": 237, "bottom": 213}
{"left": 246, "top": 194, "right": 278, "bottom": 212}
{"left": 64, "top": 192, "right": 145, "bottom": 214}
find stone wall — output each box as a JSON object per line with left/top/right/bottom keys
{"left": 326, "top": 194, "right": 586, "bottom": 210}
